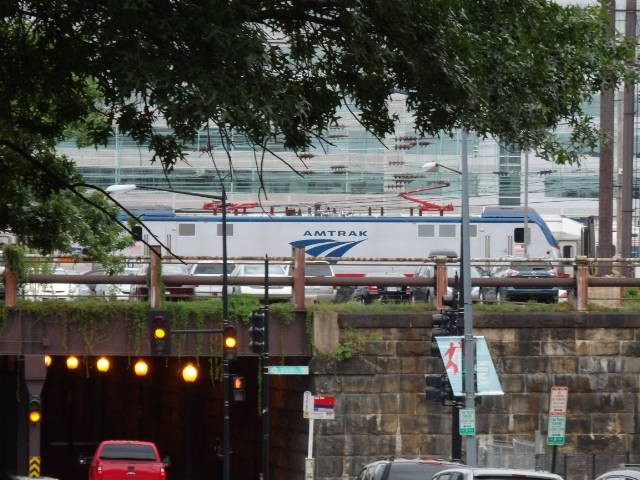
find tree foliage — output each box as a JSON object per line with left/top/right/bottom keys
{"left": 0, "top": 0, "right": 633, "bottom": 252}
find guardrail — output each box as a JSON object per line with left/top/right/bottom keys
{"left": 4, "top": 247, "right": 640, "bottom": 311}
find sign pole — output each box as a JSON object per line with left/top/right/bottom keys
{"left": 305, "top": 418, "right": 315, "bottom": 480}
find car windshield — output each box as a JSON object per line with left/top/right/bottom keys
{"left": 162, "top": 264, "right": 189, "bottom": 274}
{"left": 193, "top": 263, "right": 234, "bottom": 275}
{"left": 99, "top": 444, "right": 156, "bottom": 461}
{"left": 305, "top": 264, "right": 333, "bottom": 277}
{"left": 242, "top": 264, "right": 288, "bottom": 276}
{"left": 388, "top": 462, "right": 453, "bottom": 480}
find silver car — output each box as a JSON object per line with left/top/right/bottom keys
{"left": 189, "top": 261, "right": 235, "bottom": 297}
{"left": 230, "top": 262, "right": 291, "bottom": 300}
{"left": 595, "top": 465, "right": 640, "bottom": 480}
{"left": 432, "top": 467, "right": 564, "bottom": 480}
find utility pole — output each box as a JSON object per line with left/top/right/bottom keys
{"left": 621, "top": 0, "right": 636, "bottom": 273}
{"left": 598, "top": 0, "right": 615, "bottom": 275}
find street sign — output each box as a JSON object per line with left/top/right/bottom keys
{"left": 547, "top": 416, "right": 566, "bottom": 445}
{"left": 303, "top": 391, "right": 314, "bottom": 419}
{"left": 549, "top": 386, "right": 568, "bottom": 415}
{"left": 435, "top": 336, "right": 503, "bottom": 396}
{"left": 547, "top": 386, "right": 568, "bottom": 446}
{"left": 459, "top": 408, "right": 476, "bottom": 436}
{"left": 268, "top": 365, "right": 309, "bottom": 375}
{"left": 311, "top": 395, "right": 336, "bottom": 420}
{"left": 303, "top": 393, "right": 336, "bottom": 420}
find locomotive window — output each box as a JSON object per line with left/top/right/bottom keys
{"left": 439, "top": 224, "right": 456, "bottom": 237}
{"left": 178, "top": 223, "right": 196, "bottom": 236}
{"left": 514, "top": 227, "right": 524, "bottom": 243}
{"left": 418, "top": 225, "right": 435, "bottom": 237}
{"left": 562, "top": 245, "right": 573, "bottom": 258}
{"left": 470, "top": 225, "right": 478, "bottom": 237}
{"left": 217, "top": 223, "right": 234, "bottom": 236}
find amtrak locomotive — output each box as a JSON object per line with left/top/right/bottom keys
{"left": 122, "top": 207, "right": 560, "bottom": 274}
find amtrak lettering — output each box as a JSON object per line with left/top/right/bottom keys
{"left": 289, "top": 238, "right": 367, "bottom": 257}
{"left": 302, "top": 230, "right": 367, "bottom": 237}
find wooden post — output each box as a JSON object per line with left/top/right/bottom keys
{"left": 292, "top": 246, "right": 306, "bottom": 312}
{"left": 435, "top": 256, "right": 448, "bottom": 310}
{"left": 575, "top": 256, "right": 589, "bottom": 312}
{"left": 149, "top": 245, "right": 162, "bottom": 309}
{"left": 4, "top": 262, "right": 17, "bottom": 308}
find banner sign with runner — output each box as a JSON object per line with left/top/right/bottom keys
{"left": 435, "top": 336, "right": 503, "bottom": 396}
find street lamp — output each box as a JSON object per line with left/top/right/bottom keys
{"left": 106, "top": 183, "right": 233, "bottom": 480}
{"left": 423, "top": 131, "right": 477, "bottom": 467}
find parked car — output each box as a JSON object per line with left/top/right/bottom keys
{"left": 432, "top": 467, "right": 563, "bottom": 480}
{"left": 189, "top": 261, "right": 235, "bottom": 297}
{"left": 414, "top": 264, "right": 494, "bottom": 305}
{"left": 595, "top": 464, "right": 640, "bottom": 480}
{"left": 230, "top": 262, "right": 292, "bottom": 300}
{"left": 80, "top": 440, "right": 170, "bottom": 480}
{"left": 493, "top": 263, "right": 560, "bottom": 303}
{"left": 292, "top": 260, "right": 336, "bottom": 302}
{"left": 22, "top": 268, "right": 78, "bottom": 300}
{"left": 356, "top": 457, "right": 460, "bottom": 480}
{"left": 350, "top": 272, "right": 413, "bottom": 304}
{"left": 94, "top": 267, "right": 140, "bottom": 299}
{"left": 129, "top": 263, "right": 195, "bottom": 300}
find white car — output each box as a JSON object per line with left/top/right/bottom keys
{"left": 230, "top": 262, "right": 291, "bottom": 300}
{"left": 22, "top": 268, "right": 77, "bottom": 300}
{"left": 432, "top": 467, "right": 564, "bottom": 480}
{"left": 94, "top": 267, "right": 140, "bottom": 299}
{"left": 189, "top": 261, "right": 235, "bottom": 297}
{"left": 294, "top": 261, "right": 337, "bottom": 302}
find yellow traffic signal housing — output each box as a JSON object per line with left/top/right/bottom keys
{"left": 150, "top": 311, "right": 171, "bottom": 356}
{"left": 29, "top": 395, "right": 42, "bottom": 423}
{"left": 223, "top": 324, "right": 238, "bottom": 361}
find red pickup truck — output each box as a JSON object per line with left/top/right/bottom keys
{"left": 82, "top": 440, "right": 170, "bottom": 480}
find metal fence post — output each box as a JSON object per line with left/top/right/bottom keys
{"left": 435, "top": 256, "right": 448, "bottom": 309}
{"left": 575, "top": 256, "right": 589, "bottom": 312}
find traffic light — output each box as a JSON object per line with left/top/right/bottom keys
{"left": 248, "top": 308, "right": 267, "bottom": 355}
{"left": 424, "top": 373, "right": 454, "bottom": 405}
{"left": 223, "top": 323, "right": 238, "bottom": 361}
{"left": 232, "top": 375, "right": 246, "bottom": 402}
{"left": 29, "top": 395, "right": 42, "bottom": 424}
{"left": 150, "top": 311, "right": 171, "bottom": 356}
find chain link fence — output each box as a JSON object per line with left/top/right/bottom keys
{"left": 481, "top": 440, "right": 640, "bottom": 480}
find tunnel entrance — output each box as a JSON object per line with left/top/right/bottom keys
{"left": 0, "top": 355, "right": 311, "bottom": 480}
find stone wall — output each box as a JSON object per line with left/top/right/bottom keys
{"left": 308, "top": 311, "right": 640, "bottom": 480}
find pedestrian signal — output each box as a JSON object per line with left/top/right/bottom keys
{"left": 232, "top": 375, "right": 246, "bottom": 402}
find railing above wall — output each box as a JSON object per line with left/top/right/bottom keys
{"left": 3, "top": 249, "right": 640, "bottom": 311}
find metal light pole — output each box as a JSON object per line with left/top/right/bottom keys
{"left": 459, "top": 129, "right": 477, "bottom": 466}
{"left": 106, "top": 183, "right": 233, "bottom": 479}
{"left": 423, "top": 138, "right": 477, "bottom": 466}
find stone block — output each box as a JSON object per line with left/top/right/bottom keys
{"left": 316, "top": 436, "right": 346, "bottom": 456}
{"left": 500, "top": 356, "right": 549, "bottom": 374}
{"left": 542, "top": 341, "right": 577, "bottom": 356}
{"left": 499, "top": 374, "right": 525, "bottom": 393}
{"left": 576, "top": 340, "right": 620, "bottom": 356}
{"left": 548, "top": 356, "right": 578, "bottom": 373}
{"left": 591, "top": 413, "right": 635, "bottom": 434}
{"left": 587, "top": 287, "right": 623, "bottom": 308}
{"left": 314, "top": 311, "right": 340, "bottom": 354}
{"left": 363, "top": 340, "right": 396, "bottom": 357}
{"left": 578, "top": 356, "right": 624, "bottom": 374}
{"left": 577, "top": 328, "right": 629, "bottom": 341}
{"left": 491, "top": 341, "right": 541, "bottom": 356}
